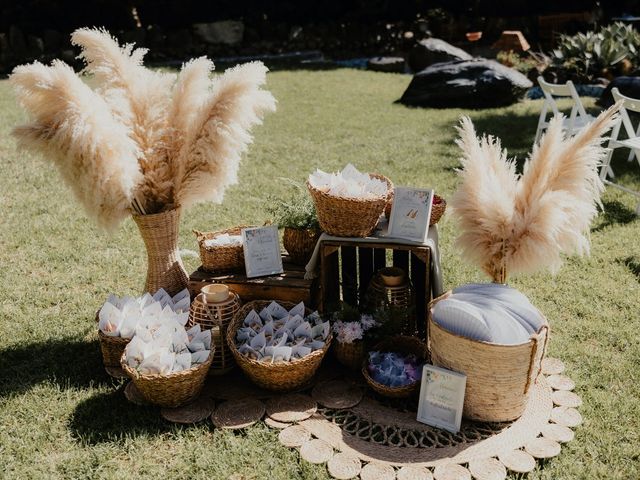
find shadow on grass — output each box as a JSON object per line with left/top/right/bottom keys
{"left": 68, "top": 389, "right": 176, "bottom": 445}
{"left": 0, "top": 337, "right": 114, "bottom": 398}
{"left": 592, "top": 200, "right": 638, "bottom": 232}
{"left": 618, "top": 256, "right": 640, "bottom": 281}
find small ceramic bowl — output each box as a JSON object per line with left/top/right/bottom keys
{"left": 379, "top": 267, "right": 406, "bottom": 287}
{"left": 201, "top": 284, "right": 229, "bottom": 303}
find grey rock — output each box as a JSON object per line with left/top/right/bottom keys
{"left": 597, "top": 76, "right": 640, "bottom": 108}
{"left": 193, "top": 20, "right": 244, "bottom": 45}
{"left": 367, "top": 56, "right": 406, "bottom": 73}
{"left": 399, "top": 59, "right": 533, "bottom": 109}
{"left": 408, "top": 37, "right": 472, "bottom": 72}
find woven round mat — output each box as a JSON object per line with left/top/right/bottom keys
{"left": 328, "top": 452, "right": 362, "bottom": 480}
{"left": 211, "top": 398, "right": 265, "bottom": 429}
{"left": 497, "top": 450, "right": 536, "bottom": 473}
{"left": 467, "top": 458, "right": 506, "bottom": 480}
{"left": 397, "top": 466, "right": 433, "bottom": 480}
{"left": 279, "top": 425, "right": 312, "bottom": 447}
{"left": 359, "top": 462, "right": 396, "bottom": 480}
{"left": 299, "top": 439, "right": 334, "bottom": 464}
{"left": 312, "top": 380, "right": 364, "bottom": 409}
{"left": 433, "top": 463, "right": 471, "bottom": 480}
{"left": 161, "top": 396, "right": 215, "bottom": 424}
{"left": 265, "top": 416, "right": 291, "bottom": 429}
{"left": 266, "top": 394, "right": 317, "bottom": 423}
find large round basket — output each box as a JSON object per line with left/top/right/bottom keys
{"left": 227, "top": 300, "right": 332, "bottom": 391}
{"left": 362, "top": 335, "right": 428, "bottom": 398}
{"left": 188, "top": 292, "right": 241, "bottom": 375}
{"left": 385, "top": 193, "right": 447, "bottom": 226}
{"left": 283, "top": 227, "right": 320, "bottom": 265}
{"left": 194, "top": 226, "right": 250, "bottom": 273}
{"left": 307, "top": 173, "right": 393, "bottom": 237}
{"left": 98, "top": 330, "right": 130, "bottom": 368}
{"left": 121, "top": 350, "right": 213, "bottom": 407}
{"left": 428, "top": 292, "right": 549, "bottom": 422}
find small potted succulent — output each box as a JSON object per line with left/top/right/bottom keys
{"left": 268, "top": 181, "right": 321, "bottom": 265}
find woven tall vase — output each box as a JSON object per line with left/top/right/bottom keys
{"left": 133, "top": 206, "right": 189, "bottom": 296}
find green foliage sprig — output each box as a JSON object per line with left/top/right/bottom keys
{"left": 267, "top": 179, "right": 320, "bottom": 230}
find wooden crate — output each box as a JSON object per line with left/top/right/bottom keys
{"left": 189, "top": 257, "right": 319, "bottom": 308}
{"left": 319, "top": 240, "right": 432, "bottom": 337}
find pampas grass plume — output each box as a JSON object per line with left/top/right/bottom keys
{"left": 10, "top": 28, "right": 276, "bottom": 228}
{"left": 451, "top": 105, "right": 619, "bottom": 281}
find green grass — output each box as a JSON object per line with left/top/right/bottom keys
{"left": 1, "top": 69, "right": 639, "bottom": 479}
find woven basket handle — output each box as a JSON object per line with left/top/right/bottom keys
{"left": 523, "top": 324, "right": 550, "bottom": 394}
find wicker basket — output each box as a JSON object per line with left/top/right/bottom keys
{"left": 428, "top": 292, "right": 549, "bottom": 422}
{"left": 307, "top": 173, "right": 393, "bottom": 237}
{"left": 133, "top": 206, "right": 189, "bottom": 296}
{"left": 334, "top": 340, "right": 366, "bottom": 371}
{"left": 283, "top": 227, "right": 320, "bottom": 265}
{"left": 194, "top": 226, "right": 251, "bottom": 273}
{"left": 98, "top": 330, "right": 130, "bottom": 368}
{"left": 121, "top": 350, "right": 213, "bottom": 407}
{"left": 362, "top": 335, "right": 428, "bottom": 398}
{"left": 227, "top": 300, "right": 332, "bottom": 391}
{"left": 385, "top": 193, "right": 447, "bottom": 226}
{"left": 188, "top": 291, "right": 241, "bottom": 375}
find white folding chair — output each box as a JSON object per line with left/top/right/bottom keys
{"left": 600, "top": 87, "right": 640, "bottom": 215}
{"left": 535, "top": 76, "right": 596, "bottom": 144}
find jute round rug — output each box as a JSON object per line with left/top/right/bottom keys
{"left": 124, "top": 357, "right": 580, "bottom": 479}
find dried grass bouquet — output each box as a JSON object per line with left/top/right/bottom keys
{"left": 10, "top": 28, "right": 276, "bottom": 230}
{"left": 450, "top": 106, "right": 619, "bottom": 282}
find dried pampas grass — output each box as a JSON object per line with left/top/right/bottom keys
{"left": 10, "top": 28, "right": 276, "bottom": 229}
{"left": 451, "top": 105, "right": 619, "bottom": 281}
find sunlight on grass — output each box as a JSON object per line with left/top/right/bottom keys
{"left": 1, "top": 69, "right": 639, "bottom": 479}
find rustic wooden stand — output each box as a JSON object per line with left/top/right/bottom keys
{"left": 319, "top": 240, "right": 432, "bottom": 336}
{"left": 189, "top": 256, "right": 319, "bottom": 308}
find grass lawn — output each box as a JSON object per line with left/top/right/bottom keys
{"left": 1, "top": 69, "right": 639, "bottom": 479}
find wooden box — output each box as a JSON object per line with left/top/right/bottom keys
{"left": 319, "top": 240, "right": 432, "bottom": 336}
{"left": 189, "top": 257, "right": 319, "bottom": 308}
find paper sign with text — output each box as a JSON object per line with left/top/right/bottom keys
{"left": 417, "top": 364, "right": 466, "bottom": 433}
{"left": 387, "top": 187, "right": 433, "bottom": 243}
{"left": 242, "top": 226, "right": 284, "bottom": 278}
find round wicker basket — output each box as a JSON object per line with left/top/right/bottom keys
{"left": 362, "top": 336, "right": 428, "bottom": 398}
{"left": 188, "top": 291, "right": 241, "bottom": 375}
{"left": 307, "top": 174, "right": 393, "bottom": 237}
{"left": 98, "top": 330, "right": 130, "bottom": 368}
{"left": 227, "top": 300, "right": 332, "bottom": 391}
{"left": 385, "top": 193, "right": 447, "bottom": 226}
{"left": 334, "top": 340, "right": 366, "bottom": 371}
{"left": 121, "top": 349, "right": 213, "bottom": 408}
{"left": 283, "top": 227, "right": 320, "bottom": 265}
{"left": 428, "top": 292, "right": 549, "bottom": 422}
{"left": 194, "top": 226, "right": 251, "bottom": 273}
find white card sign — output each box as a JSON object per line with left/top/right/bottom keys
{"left": 241, "top": 226, "right": 284, "bottom": 278}
{"left": 417, "top": 364, "right": 466, "bottom": 433}
{"left": 387, "top": 187, "right": 433, "bottom": 243}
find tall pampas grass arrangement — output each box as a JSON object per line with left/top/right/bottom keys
{"left": 10, "top": 28, "right": 276, "bottom": 294}
{"left": 10, "top": 27, "right": 276, "bottom": 229}
{"left": 450, "top": 105, "right": 619, "bottom": 282}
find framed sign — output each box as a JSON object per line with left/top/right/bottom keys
{"left": 242, "top": 226, "right": 284, "bottom": 278}
{"left": 417, "top": 364, "right": 466, "bottom": 433}
{"left": 387, "top": 187, "right": 433, "bottom": 243}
